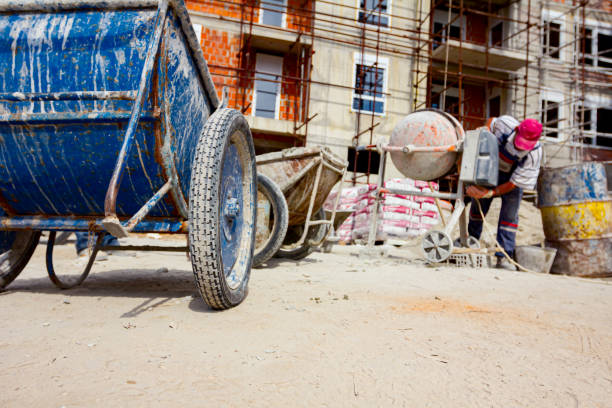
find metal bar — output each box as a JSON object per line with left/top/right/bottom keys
{"left": 367, "top": 148, "right": 387, "bottom": 248}
{"left": 124, "top": 180, "right": 173, "bottom": 231}
{"left": 320, "top": 160, "right": 345, "bottom": 175}
{"left": 0, "top": 91, "right": 137, "bottom": 101}
{"left": 0, "top": 111, "right": 158, "bottom": 124}
{"left": 523, "top": 0, "right": 531, "bottom": 120}
{"left": 0, "top": 0, "right": 158, "bottom": 12}
{"left": 297, "top": 160, "right": 324, "bottom": 247}
{"left": 102, "top": 244, "right": 188, "bottom": 252}
{"left": 104, "top": 0, "right": 168, "bottom": 220}
{"left": 46, "top": 231, "right": 103, "bottom": 289}
{"left": 380, "top": 143, "right": 460, "bottom": 153}
{"left": 316, "top": 166, "right": 347, "bottom": 245}
{"left": 0, "top": 216, "right": 188, "bottom": 233}
{"left": 308, "top": 220, "right": 332, "bottom": 226}
{"left": 444, "top": 181, "right": 465, "bottom": 236}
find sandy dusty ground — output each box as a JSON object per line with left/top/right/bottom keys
{"left": 1, "top": 234, "right": 611, "bottom": 408}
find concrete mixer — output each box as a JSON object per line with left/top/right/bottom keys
{"left": 358, "top": 109, "right": 499, "bottom": 263}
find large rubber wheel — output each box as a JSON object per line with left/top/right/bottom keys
{"left": 189, "top": 108, "right": 257, "bottom": 310}
{"left": 0, "top": 231, "right": 41, "bottom": 289}
{"left": 253, "top": 174, "right": 288, "bottom": 268}
{"left": 275, "top": 208, "right": 327, "bottom": 260}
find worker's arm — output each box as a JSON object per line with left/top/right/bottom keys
{"left": 466, "top": 182, "right": 516, "bottom": 199}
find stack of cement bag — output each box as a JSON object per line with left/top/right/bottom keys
{"left": 325, "top": 178, "right": 452, "bottom": 243}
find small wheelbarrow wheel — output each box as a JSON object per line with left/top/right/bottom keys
{"left": 189, "top": 108, "right": 257, "bottom": 310}
{"left": 0, "top": 231, "right": 41, "bottom": 289}
{"left": 422, "top": 230, "right": 453, "bottom": 263}
{"left": 275, "top": 208, "right": 327, "bottom": 260}
{"left": 253, "top": 174, "right": 288, "bottom": 268}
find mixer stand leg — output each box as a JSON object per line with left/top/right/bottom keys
{"left": 458, "top": 205, "right": 468, "bottom": 247}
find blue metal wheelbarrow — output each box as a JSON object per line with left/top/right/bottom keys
{"left": 0, "top": 0, "right": 257, "bottom": 309}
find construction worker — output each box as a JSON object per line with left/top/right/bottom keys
{"left": 465, "top": 116, "right": 543, "bottom": 270}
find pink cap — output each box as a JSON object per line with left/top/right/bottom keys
{"left": 515, "top": 118, "right": 543, "bottom": 150}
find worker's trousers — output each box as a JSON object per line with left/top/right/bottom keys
{"left": 467, "top": 185, "right": 523, "bottom": 258}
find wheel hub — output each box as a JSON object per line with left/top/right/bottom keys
{"left": 222, "top": 197, "right": 240, "bottom": 241}
{"left": 422, "top": 230, "right": 453, "bottom": 263}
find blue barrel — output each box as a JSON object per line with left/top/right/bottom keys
{"left": 538, "top": 162, "right": 612, "bottom": 277}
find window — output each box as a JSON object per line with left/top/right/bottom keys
{"left": 347, "top": 147, "right": 380, "bottom": 174}
{"left": 432, "top": 94, "right": 459, "bottom": 116}
{"left": 575, "top": 105, "right": 593, "bottom": 144}
{"left": 541, "top": 100, "right": 559, "bottom": 138}
{"left": 596, "top": 108, "right": 612, "bottom": 148}
{"left": 260, "top": 0, "right": 286, "bottom": 27}
{"left": 358, "top": 0, "right": 389, "bottom": 27}
{"left": 598, "top": 33, "right": 612, "bottom": 69}
{"left": 432, "top": 14, "right": 461, "bottom": 50}
{"left": 352, "top": 54, "right": 388, "bottom": 115}
{"left": 491, "top": 22, "right": 503, "bottom": 47}
{"left": 254, "top": 53, "right": 283, "bottom": 119}
{"left": 577, "top": 25, "right": 612, "bottom": 69}
{"left": 488, "top": 95, "right": 501, "bottom": 118}
{"left": 543, "top": 21, "right": 561, "bottom": 59}
{"left": 431, "top": 82, "right": 460, "bottom": 116}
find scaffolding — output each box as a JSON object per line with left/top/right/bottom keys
{"left": 412, "top": 0, "right": 541, "bottom": 128}
{"left": 534, "top": 0, "right": 612, "bottom": 164}
{"left": 189, "top": 0, "right": 611, "bottom": 178}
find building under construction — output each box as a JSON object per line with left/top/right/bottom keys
{"left": 186, "top": 0, "right": 612, "bottom": 181}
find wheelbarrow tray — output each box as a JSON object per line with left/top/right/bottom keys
{"left": 256, "top": 147, "right": 346, "bottom": 226}
{"left": 0, "top": 0, "right": 218, "bottom": 231}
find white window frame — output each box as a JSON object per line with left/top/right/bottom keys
{"left": 350, "top": 53, "right": 389, "bottom": 117}
{"left": 431, "top": 84, "right": 461, "bottom": 115}
{"left": 574, "top": 102, "right": 596, "bottom": 145}
{"left": 253, "top": 53, "right": 283, "bottom": 120}
{"left": 355, "top": 0, "right": 392, "bottom": 30}
{"left": 541, "top": 9, "right": 565, "bottom": 62}
{"left": 540, "top": 90, "right": 563, "bottom": 141}
{"left": 433, "top": 9, "right": 466, "bottom": 42}
{"left": 259, "top": 0, "right": 287, "bottom": 28}
{"left": 577, "top": 18, "right": 612, "bottom": 69}
{"left": 192, "top": 23, "right": 203, "bottom": 45}
{"left": 489, "top": 18, "right": 505, "bottom": 48}
{"left": 486, "top": 86, "right": 504, "bottom": 118}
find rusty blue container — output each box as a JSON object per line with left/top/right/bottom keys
{"left": 0, "top": 0, "right": 257, "bottom": 309}
{"left": 537, "top": 162, "right": 612, "bottom": 277}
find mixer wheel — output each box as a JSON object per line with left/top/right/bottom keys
{"left": 422, "top": 230, "right": 453, "bottom": 263}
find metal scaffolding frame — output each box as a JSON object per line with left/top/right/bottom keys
{"left": 189, "top": 0, "right": 610, "bottom": 173}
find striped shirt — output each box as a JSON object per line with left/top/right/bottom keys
{"left": 490, "top": 115, "right": 543, "bottom": 190}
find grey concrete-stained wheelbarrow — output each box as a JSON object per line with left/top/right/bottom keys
{"left": 253, "top": 147, "right": 347, "bottom": 265}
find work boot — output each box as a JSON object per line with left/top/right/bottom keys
{"left": 495, "top": 257, "right": 517, "bottom": 271}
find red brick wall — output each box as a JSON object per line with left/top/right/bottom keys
{"left": 186, "top": 0, "right": 259, "bottom": 22}
{"left": 286, "top": 0, "right": 314, "bottom": 32}
{"left": 187, "top": 1, "right": 312, "bottom": 120}
{"left": 186, "top": 0, "right": 313, "bottom": 32}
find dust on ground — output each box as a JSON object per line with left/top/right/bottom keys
{"left": 1, "top": 230, "right": 611, "bottom": 407}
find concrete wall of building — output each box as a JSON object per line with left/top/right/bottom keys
{"left": 306, "top": 0, "right": 423, "bottom": 183}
